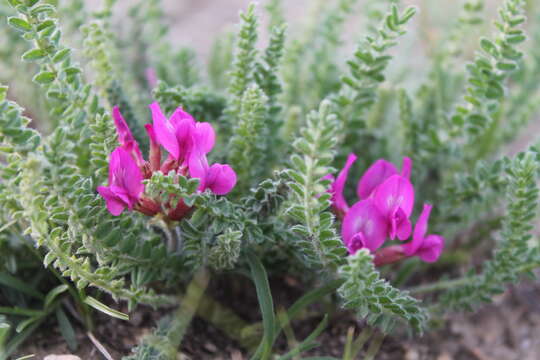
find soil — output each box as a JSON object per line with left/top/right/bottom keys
{"left": 13, "top": 273, "right": 540, "bottom": 359}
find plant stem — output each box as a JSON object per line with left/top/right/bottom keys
{"left": 409, "top": 262, "right": 540, "bottom": 294}
{"left": 167, "top": 267, "right": 210, "bottom": 350}
{"left": 364, "top": 331, "right": 384, "bottom": 360}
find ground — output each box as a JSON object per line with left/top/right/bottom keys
{"left": 14, "top": 274, "right": 540, "bottom": 359}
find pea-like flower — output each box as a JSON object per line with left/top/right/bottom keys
{"left": 329, "top": 153, "right": 444, "bottom": 265}
{"left": 98, "top": 102, "right": 237, "bottom": 220}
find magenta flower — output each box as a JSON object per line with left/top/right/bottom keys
{"left": 99, "top": 102, "right": 237, "bottom": 219}
{"left": 329, "top": 154, "right": 414, "bottom": 239}
{"left": 341, "top": 199, "right": 388, "bottom": 253}
{"left": 326, "top": 153, "right": 357, "bottom": 218}
{"left": 402, "top": 204, "right": 444, "bottom": 263}
{"left": 189, "top": 151, "right": 237, "bottom": 195}
{"left": 150, "top": 102, "right": 215, "bottom": 164}
{"left": 372, "top": 175, "right": 415, "bottom": 240}
{"left": 97, "top": 147, "right": 144, "bottom": 216}
{"left": 150, "top": 101, "right": 235, "bottom": 195}
{"left": 112, "top": 106, "right": 144, "bottom": 167}
{"left": 331, "top": 154, "right": 443, "bottom": 264}
{"left": 357, "top": 157, "right": 412, "bottom": 199}
{"left": 145, "top": 67, "right": 158, "bottom": 89}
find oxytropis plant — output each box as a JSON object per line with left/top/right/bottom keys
{"left": 1, "top": 0, "right": 540, "bottom": 358}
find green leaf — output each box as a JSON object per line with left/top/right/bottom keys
{"left": 0, "top": 317, "right": 43, "bottom": 360}
{"left": 33, "top": 71, "right": 56, "bottom": 84}
{"left": 43, "top": 284, "right": 69, "bottom": 308}
{"left": 52, "top": 48, "right": 70, "bottom": 63}
{"left": 0, "top": 273, "right": 44, "bottom": 300}
{"left": 7, "top": 17, "right": 32, "bottom": 32}
{"left": 0, "top": 86, "right": 7, "bottom": 102}
{"left": 56, "top": 308, "right": 78, "bottom": 351}
{"left": 83, "top": 296, "right": 129, "bottom": 321}
{"left": 21, "top": 49, "right": 47, "bottom": 61}
{"left": 30, "top": 4, "right": 55, "bottom": 15}
{"left": 480, "top": 38, "right": 499, "bottom": 57}
{"left": 246, "top": 251, "right": 275, "bottom": 359}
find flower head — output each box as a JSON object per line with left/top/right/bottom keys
{"left": 98, "top": 102, "right": 237, "bottom": 219}
{"left": 331, "top": 154, "right": 443, "bottom": 265}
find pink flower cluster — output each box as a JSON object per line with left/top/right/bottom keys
{"left": 97, "top": 102, "right": 237, "bottom": 220}
{"left": 326, "top": 154, "right": 444, "bottom": 265}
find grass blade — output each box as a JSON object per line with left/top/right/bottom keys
{"left": 0, "top": 273, "right": 44, "bottom": 300}
{"left": 56, "top": 307, "right": 78, "bottom": 351}
{"left": 247, "top": 251, "right": 276, "bottom": 360}
{"left": 83, "top": 296, "right": 129, "bottom": 321}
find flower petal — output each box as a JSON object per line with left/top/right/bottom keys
{"left": 171, "top": 108, "right": 195, "bottom": 160}
{"left": 170, "top": 107, "right": 195, "bottom": 128}
{"left": 112, "top": 106, "right": 144, "bottom": 165}
{"left": 112, "top": 106, "right": 135, "bottom": 145}
{"left": 332, "top": 153, "right": 357, "bottom": 215}
{"left": 193, "top": 122, "right": 216, "bottom": 154}
{"left": 416, "top": 234, "right": 444, "bottom": 263}
{"left": 400, "top": 157, "right": 412, "bottom": 179}
{"left": 109, "top": 147, "right": 144, "bottom": 204}
{"left": 341, "top": 199, "right": 388, "bottom": 252}
{"left": 145, "top": 124, "right": 161, "bottom": 171}
{"left": 97, "top": 186, "right": 126, "bottom": 216}
{"left": 188, "top": 150, "right": 209, "bottom": 190}
{"left": 206, "top": 163, "right": 237, "bottom": 195}
{"left": 390, "top": 206, "right": 412, "bottom": 240}
{"left": 150, "top": 102, "right": 180, "bottom": 159}
{"left": 396, "top": 214, "right": 412, "bottom": 241}
{"left": 373, "top": 174, "right": 415, "bottom": 217}
{"left": 347, "top": 232, "right": 366, "bottom": 255}
{"left": 357, "top": 159, "right": 398, "bottom": 199}
{"left": 403, "top": 203, "right": 432, "bottom": 256}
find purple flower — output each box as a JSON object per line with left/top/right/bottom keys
{"left": 145, "top": 68, "right": 158, "bottom": 89}
{"left": 97, "top": 147, "right": 144, "bottom": 216}
{"left": 341, "top": 199, "right": 388, "bottom": 253}
{"left": 332, "top": 154, "right": 443, "bottom": 264}
{"left": 112, "top": 106, "right": 144, "bottom": 167}
{"left": 99, "top": 102, "right": 237, "bottom": 219}
{"left": 357, "top": 157, "right": 412, "bottom": 199}
{"left": 372, "top": 175, "right": 415, "bottom": 241}
{"left": 150, "top": 102, "right": 215, "bottom": 164}
{"left": 150, "top": 101, "right": 236, "bottom": 195}
{"left": 402, "top": 204, "right": 444, "bottom": 263}
{"left": 327, "top": 153, "right": 357, "bottom": 218}
{"left": 189, "top": 151, "right": 237, "bottom": 195}
{"left": 330, "top": 154, "right": 414, "bottom": 240}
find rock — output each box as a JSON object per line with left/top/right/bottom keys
{"left": 44, "top": 356, "right": 82, "bottom": 360}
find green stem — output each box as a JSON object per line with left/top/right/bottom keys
{"left": 167, "top": 267, "right": 210, "bottom": 350}
{"left": 409, "top": 261, "right": 540, "bottom": 294}
{"left": 364, "top": 332, "right": 384, "bottom": 360}
{"left": 409, "top": 277, "right": 472, "bottom": 294}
